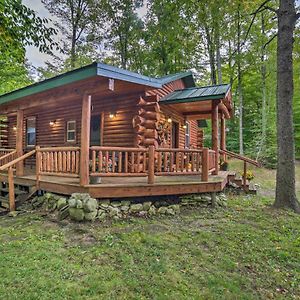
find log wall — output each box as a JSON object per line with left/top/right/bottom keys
{"left": 6, "top": 78, "right": 200, "bottom": 151}
{"left": 147, "top": 79, "right": 199, "bottom": 149}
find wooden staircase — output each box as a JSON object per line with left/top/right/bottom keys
{"left": 0, "top": 182, "right": 37, "bottom": 213}
{"left": 227, "top": 171, "right": 257, "bottom": 194}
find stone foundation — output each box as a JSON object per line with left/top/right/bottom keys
{"left": 29, "top": 191, "right": 228, "bottom": 222}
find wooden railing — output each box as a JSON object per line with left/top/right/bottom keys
{"left": 89, "top": 146, "right": 211, "bottom": 183}
{"left": 36, "top": 146, "right": 80, "bottom": 177}
{"left": 208, "top": 150, "right": 216, "bottom": 173}
{"left": 90, "top": 146, "right": 149, "bottom": 177}
{"left": 0, "top": 150, "right": 17, "bottom": 166}
{"left": 219, "top": 149, "right": 261, "bottom": 189}
{"left": 155, "top": 148, "right": 203, "bottom": 175}
{"left": 0, "top": 149, "right": 36, "bottom": 211}
{"left": 0, "top": 149, "right": 15, "bottom": 157}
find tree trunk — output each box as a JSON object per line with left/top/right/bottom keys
{"left": 257, "top": 13, "right": 267, "bottom": 160}
{"left": 237, "top": 7, "right": 244, "bottom": 155}
{"left": 274, "top": 0, "right": 300, "bottom": 213}
{"left": 205, "top": 26, "right": 217, "bottom": 85}
{"left": 215, "top": 23, "right": 222, "bottom": 84}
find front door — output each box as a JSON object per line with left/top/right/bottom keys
{"left": 171, "top": 121, "right": 179, "bottom": 148}
{"left": 90, "top": 115, "right": 101, "bottom": 146}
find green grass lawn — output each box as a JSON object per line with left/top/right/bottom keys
{"left": 0, "top": 163, "right": 299, "bottom": 299}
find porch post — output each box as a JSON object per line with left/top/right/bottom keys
{"left": 220, "top": 114, "right": 226, "bottom": 161}
{"left": 80, "top": 94, "right": 91, "bottom": 186}
{"left": 211, "top": 101, "right": 219, "bottom": 175}
{"left": 16, "top": 110, "right": 24, "bottom": 176}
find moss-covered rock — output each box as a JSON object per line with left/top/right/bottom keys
{"left": 84, "top": 210, "right": 98, "bottom": 221}
{"left": 83, "top": 197, "right": 98, "bottom": 212}
{"left": 130, "top": 204, "right": 143, "bottom": 213}
{"left": 57, "top": 198, "right": 67, "bottom": 210}
{"left": 143, "top": 202, "right": 152, "bottom": 211}
{"left": 69, "top": 208, "right": 84, "bottom": 221}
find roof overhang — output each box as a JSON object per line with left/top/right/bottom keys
{"left": 160, "top": 84, "right": 233, "bottom": 119}
{"left": 0, "top": 62, "right": 195, "bottom": 106}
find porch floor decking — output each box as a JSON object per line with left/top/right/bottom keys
{"left": 0, "top": 169, "right": 230, "bottom": 198}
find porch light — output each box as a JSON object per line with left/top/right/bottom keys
{"left": 49, "top": 120, "right": 57, "bottom": 126}
{"left": 182, "top": 123, "right": 187, "bottom": 129}
{"left": 167, "top": 117, "right": 172, "bottom": 123}
{"left": 109, "top": 112, "right": 116, "bottom": 119}
{"left": 13, "top": 126, "right": 17, "bottom": 131}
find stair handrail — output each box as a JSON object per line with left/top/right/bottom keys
{"left": 220, "top": 149, "right": 260, "bottom": 190}
{"left": 219, "top": 149, "right": 261, "bottom": 167}
{"left": 0, "top": 149, "right": 36, "bottom": 171}
{"left": 0, "top": 150, "right": 17, "bottom": 164}
{"left": 0, "top": 149, "right": 36, "bottom": 212}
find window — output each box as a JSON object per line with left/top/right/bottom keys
{"left": 66, "top": 120, "right": 76, "bottom": 142}
{"left": 26, "top": 117, "right": 36, "bottom": 147}
{"left": 185, "top": 122, "right": 190, "bottom": 148}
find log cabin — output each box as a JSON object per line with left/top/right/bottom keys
{"left": 0, "top": 62, "right": 259, "bottom": 210}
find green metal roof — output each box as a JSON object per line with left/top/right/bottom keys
{"left": 160, "top": 84, "right": 231, "bottom": 104}
{"left": 0, "top": 62, "right": 195, "bottom": 106}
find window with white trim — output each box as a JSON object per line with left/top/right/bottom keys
{"left": 66, "top": 120, "right": 76, "bottom": 142}
{"left": 185, "top": 122, "right": 190, "bottom": 148}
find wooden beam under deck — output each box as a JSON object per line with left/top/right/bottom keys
{"left": 0, "top": 172, "right": 230, "bottom": 199}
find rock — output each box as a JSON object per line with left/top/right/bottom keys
{"left": 138, "top": 211, "right": 148, "bottom": 217}
{"left": 69, "top": 208, "right": 84, "bottom": 221}
{"left": 7, "top": 211, "right": 19, "bottom": 217}
{"left": 47, "top": 199, "right": 57, "bottom": 211}
{"left": 169, "top": 205, "right": 180, "bottom": 213}
{"left": 120, "top": 205, "right": 130, "bottom": 212}
{"left": 76, "top": 200, "right": 83, "bottom": 209}
{"left": 68, "top": 198, "right": 77, "bottom": 208}
{"left": 84, "top": 210, "right": 98, "bottom": 221}
{"left": 143, "top": 201, "right": 152, "bottom": 211}
{"left": 148, "top": 205, "right": 156, "bottom": 215}
{"left": 154, "top": 201, "right": 168, "bottom": 208}
{"left": 130, "top": 203, "right": 143, "bottom": 213}
{"left": 157, "top": 207, "right": 167, "bottom": 214}
{"left": 201, "top": 195, "right": 211, "bottom": 202}
{"left": 44, "top": 193, "right": 52, "bottom": 200}
{"left": 111, "top": 201, "right": 121, "bottom": 207}
{"left": 57, "top": 198, "right": 67, "bottom": 210}
{"left": 32, "top": 196, "right": 45, "bottom": 208}
{"left": 229, "top": 182, "right": 239, "bottom": 189}
{"left": 100, "top": 199, "right": 110, "bottom": 205}
{"left": 82, "top": 197, "right": 98, "bottom": 212}
{"left": 97, "top": 212, "right": 107, "bottom": 220}
{"left": 58, "top": 205, "right": 69, "bottom": 220}
{"left": 100, "top": 203, "right": 109, "bottom": 209}
{"left": 121, "top": 200, "right": 131, "bottom": 206}
{"left": 166, "top": 208, "right": 175, "bottom": 216}
{"left": 108, "top": 207, "right": 120, "bottom": 217}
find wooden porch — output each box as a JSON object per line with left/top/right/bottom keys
{"left": 0, "top": 145, "right": 222, "bottom": 200}
{"left": 0, "top": 167, "right": 230, "bottom": 199}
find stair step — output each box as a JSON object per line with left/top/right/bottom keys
{"left": 0, "top": 207, "right": 8, "bottom": 216}
{"left": 0, "top": 188, "right": 27, "bottom": 195}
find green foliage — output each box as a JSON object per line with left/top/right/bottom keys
{"left": 0, "top": 0, "right": 57, "bottom": 94}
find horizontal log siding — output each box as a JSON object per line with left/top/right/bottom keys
{"left": 147, "top": 79, "right": 199, "bottom": 149}
{"left": 8, "top": 116, "right": 16, "bottom": 149}
{"left": 8, "top": 91, "right": 142, "bottom": 150}
{"left": 92, "top": 92, "right": 142, "bottom": 147}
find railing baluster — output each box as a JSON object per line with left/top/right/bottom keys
{"left": 158, "top": 152, "right": 162, "bottom": 172}
{"left": 130, "top": 152, "right": 135, "bottom": 173}
{"left": 125, "top": 152, "right": 128, "bottom": 173}
{"left": 92, "top": 150, "right": 96, "bottom": 173}
{"left": 112, "top": 151, "right": 116, "bottom": 173}
{"left": 118, "top": 151, "right": 122, "bottom": 173}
